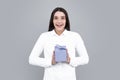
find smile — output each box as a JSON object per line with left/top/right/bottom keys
{"left": 56, "top": 24, "right": 64, "bottom": 27}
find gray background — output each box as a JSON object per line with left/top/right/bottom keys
{"left": 0, "top": 0, "right": 120, "bottom": 80}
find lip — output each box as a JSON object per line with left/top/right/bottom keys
{"left": 56, "top": 24, "right": 63, "bottom": 27}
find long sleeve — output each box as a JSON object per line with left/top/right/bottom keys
{"left": 29, "top": 33, "right": 52, "bottom": 68}
{"left": 70, "top": 33, "right": 89, "bottom": 67}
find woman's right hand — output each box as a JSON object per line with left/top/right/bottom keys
{"left": 52, "top": 51, "right": 56, "bottom": 65}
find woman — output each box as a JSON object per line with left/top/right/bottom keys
{"left": 29, "top": 7, "right": 89, "bottom": 80}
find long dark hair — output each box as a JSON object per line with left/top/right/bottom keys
{"left": 48, "top": 7, "right": 70, "bottom": 31}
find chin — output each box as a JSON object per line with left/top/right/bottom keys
{"left": 56, "top": 28, "right": 65, "bottom": 31}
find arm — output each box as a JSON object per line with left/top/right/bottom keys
{"left": 29, "top": 33, "right": 52, "bottom": 68}
{"left": 70, "top": 33, "right": 89, "bottom": 67}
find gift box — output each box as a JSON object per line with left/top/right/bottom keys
{"left": 54, "top": 45, "right": 67, "bottom": 63}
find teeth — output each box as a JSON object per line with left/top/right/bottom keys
{"left": 56, "top": 24, "right": 62, "bottom": 26}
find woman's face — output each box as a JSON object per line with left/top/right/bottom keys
{"left": 53, "top": 11, "right": 66, "bottom": 31}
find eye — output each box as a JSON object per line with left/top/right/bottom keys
{"left": 61, "top": 16, "right": 65, "bottom": 20}
{"left": 54, "top": 16, "right": 58, "bottom": 20}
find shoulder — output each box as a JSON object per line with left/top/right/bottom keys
{"left": 40, "top": 31, "right": 51, "bottom": 36}
{"left": 67, "top": 31, "right": 85, "bottom": 45}
{"left": 38, "top": 31, "right": 51, "bottom": 39}
{"left": 67, "top": 31, "right": 84, "bottom": 42}
{"left": 67, "top": 31, "right": 81, "bottom": 37}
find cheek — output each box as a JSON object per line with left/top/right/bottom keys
{"left": 64, "top": 20, "right": 66, "bottom": 23}
{"left": 53, "top": 20, "right": 57, "bottom": 24}
{"left": 64, "top": 20, "right": 66, "bottom": 25}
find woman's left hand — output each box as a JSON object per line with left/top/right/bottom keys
{"left": 66, "top": 49, "right": 70, "bottom": 64}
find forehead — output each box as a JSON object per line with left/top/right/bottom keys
{"left": 54, "top": 11, "right": 65, "bottom": 17}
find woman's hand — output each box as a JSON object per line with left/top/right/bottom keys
{"left": 52, "top": 51, "right": 56, "bottom": 65}
{"left": 66, "top": 49, "right": 71, "bottom": 64}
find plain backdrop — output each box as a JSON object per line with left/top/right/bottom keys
{"left": 0, "top": 0, "right": 120, "bottom": 80}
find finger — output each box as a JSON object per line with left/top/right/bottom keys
{"left": 53, "top": 51, "right": 55, "bottom": 56}
{"left": 67, "top": 52, "right": 69, "bottom": 56}
{"left": 66, "top": 49, "right": 68, "bottom": 53}
{"left": 66, "top": 49, "right": 69, "bottom": 56}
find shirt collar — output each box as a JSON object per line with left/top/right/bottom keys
{"left": 51, "top": 29, "right": 68, "bottom": 36}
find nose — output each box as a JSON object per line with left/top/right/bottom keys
{"left": 57, "top": 19, "right": 62, "bottom": 23}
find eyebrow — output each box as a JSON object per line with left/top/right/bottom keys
{"left": 54, "top": 16, "right": 65, "bottom": 17}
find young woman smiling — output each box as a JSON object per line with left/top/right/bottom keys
{"left": 29, "top": 7, "right": 89, "bottom": 80}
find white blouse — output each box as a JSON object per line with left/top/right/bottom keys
{"left": 29, "top": 29, "right": 89, "bottom": 80}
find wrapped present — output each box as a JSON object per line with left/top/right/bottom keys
{"left": 55, "top": 45, "right": 67, "bottom": 63}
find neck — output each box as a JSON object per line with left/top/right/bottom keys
{"left": 55, "top": 29, "right": 64, "bottom": 36}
